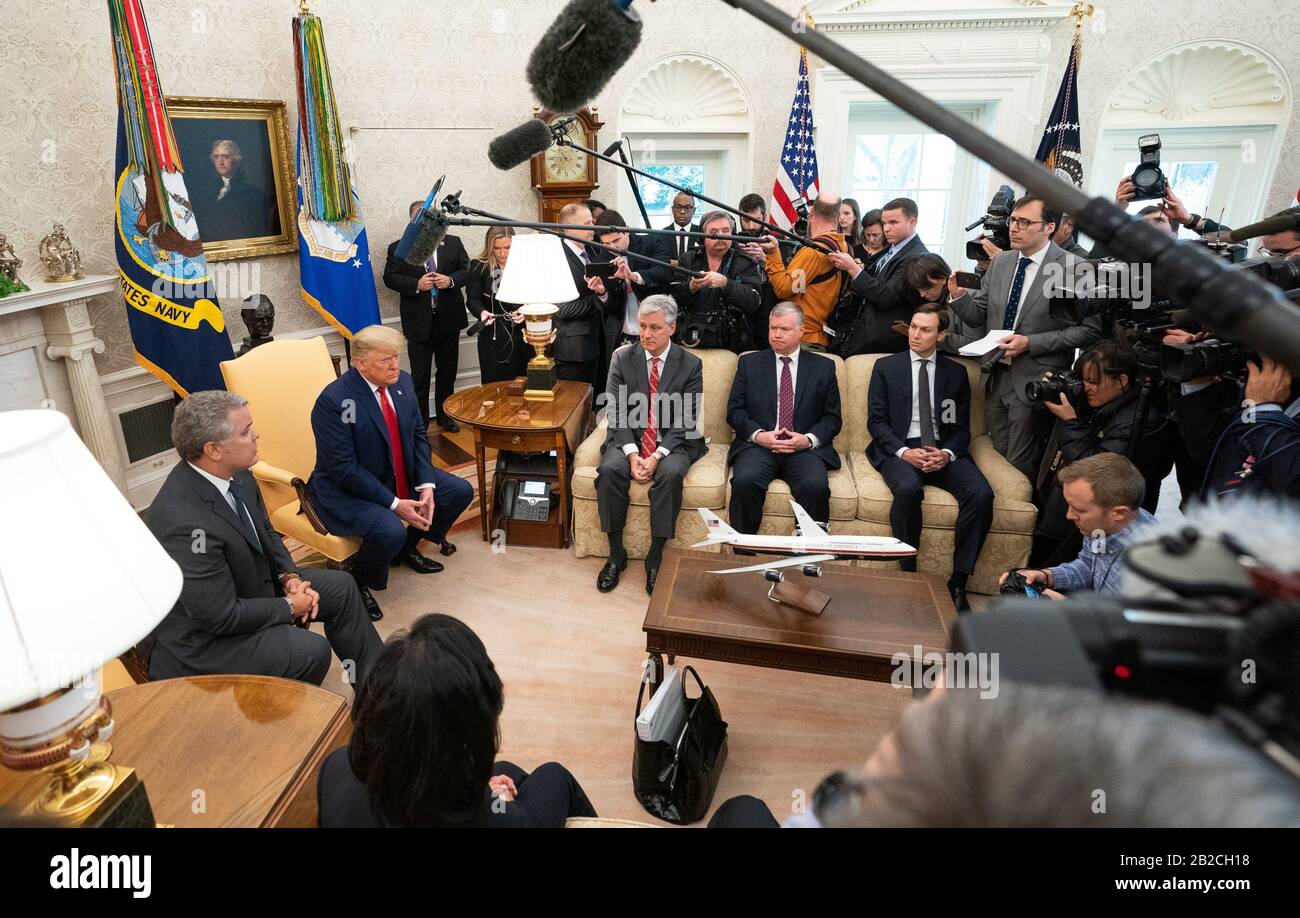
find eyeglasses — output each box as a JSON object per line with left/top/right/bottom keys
{"left": 1009, "top": 217, "right": 1048, "bottom": 231}
{"left": 671, "top": 203, "right": 696, "bottom": 212}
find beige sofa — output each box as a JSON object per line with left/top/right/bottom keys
{"left": 571, "top": 348, "right": 1036, "bottom": 594}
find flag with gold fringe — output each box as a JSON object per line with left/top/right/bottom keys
{"left": 109, "top": 0, "right": 234, "bottom": 395}
{"left": 1035, "top": 17, "right": 1085, "bottom": 189}
{"left": 293, "top": 10, "right": 380, "bottom": 338}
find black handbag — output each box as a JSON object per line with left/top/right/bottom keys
{"left": 828, "top": 295, "right": 873, "bottom": 359}
{"left": 632, "top": 666, "right": 729, "bottom": 824}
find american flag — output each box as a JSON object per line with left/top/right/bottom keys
{"left": 770, "top": 49, "right": 820, "bottom": 230}
{"left": 1035, "top": 26, "right": 1084, "bottom": 188}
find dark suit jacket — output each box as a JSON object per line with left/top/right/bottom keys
{"left": 144, "top": 462, "right": 299, "bottom": 676}
{"left": 383, "top": 235, "right": 470, "bottom": 342}
{"left": 603, "top": 342, "right": 706, "bottom": 462}
{"left": 847, "top": 234, "right": 928, "bottom": 302}
{"left": 662, "top": 221, "right": 701, "bottom": 261}
{"left": 307, "top": 367, "right": 438, "bottom": 537}
{"left": 595, "top": 233, "right": 674, "bottom": 354}
{"left": 191, "top": 172, "right": 275, "bottom": 242}
{"left": 554, "top": 243, "right": 605, "bottom": 364}
{"left": 866, "top": 350, "right": 972, "bottom": 468}
{"left": 668, "top": 246, "right": 765, "bottom": 324}
{"left": 727, "top": 349, "right": 842, "bottom": 469}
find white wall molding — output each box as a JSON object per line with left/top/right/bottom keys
{"left": 1107, "top": 40, "right": 1290, "bottom": 124}
{"left": 620, "top": 54, "right": 754, "bottom": 134}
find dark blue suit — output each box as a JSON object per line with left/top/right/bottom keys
{"left": 867, "top": 351, "right": 993, "bottom": 576}
{"left": 308, "top": 367, "right": 473, "bottom": 590}
{"left": 727, "top": 349, "right": 842, "bottom": 533}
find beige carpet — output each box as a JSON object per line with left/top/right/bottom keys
{"left": 314, "top": 525, "right": 918, "bottom": 826}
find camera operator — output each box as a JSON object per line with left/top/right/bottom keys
{"left": 946, "top": 194, "right": 1104, "bottom": 479}
{"left": 668, "top": 210, "right": 765, "bottom": 354}
{"left": 1172, "top": 353, "right": 1300, "bottom": 499}
{"left": 1030, "top": 342, "right": 1168, "bottom": 565}
{"left": 1086, "top": 176, "right": 1225, "bottom": 257}
{"left": 1002, "top": 453, "right": 1153, "bottom": 598}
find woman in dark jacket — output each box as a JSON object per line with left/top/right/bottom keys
{"left": 466, "top": 226, "right": 529, "bottom": 384}
{"left": 317, "top": 614, "right": 596, "bottom": 828}
{"left": 1031, "top": 341, "right": 1170, "bottom": 564}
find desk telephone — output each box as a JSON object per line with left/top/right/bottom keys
{"left": 501, "top": 479, "right": 552, "bottom": 521}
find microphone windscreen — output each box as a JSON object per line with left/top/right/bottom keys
{"left": 527, "top": 0, "right": 642, "bottom": 114}
{"left": 403, "top": 212, "right": 449, "bottom": 268}
{"left": 488, "top": 118, "right": 555, "bottom": 171}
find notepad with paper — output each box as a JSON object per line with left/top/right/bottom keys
{"left": 636, "top": 666, "right": 686, "bottom": 743}
{"left": 958, "top": 330, "right": 1010, "bottom": 357}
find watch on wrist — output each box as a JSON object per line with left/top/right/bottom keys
{"left": 1185, "top": 214, "right": 1201, "bottom": 230}
{"left": 284, "top": 596, "right": 295, "bottom": 621}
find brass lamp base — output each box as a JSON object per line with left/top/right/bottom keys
{"left": 23, "top": 744, "right": 156, "bottom": 828}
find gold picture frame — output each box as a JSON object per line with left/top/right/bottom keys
{"left": 166, "top": 96, "right": 298, "bottom": 262}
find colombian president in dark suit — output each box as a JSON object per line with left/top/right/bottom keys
{"left": 727, "top": 303, "right": 843, "bottom": 535}
{"left": 145, "top": 391, "right": 382, "bottom": 685}
{"left": 867, "top": 303, "right": 994, "bottom": 611}
{"left": 308, "top": 325, "right": 474, "bottom": 620}
{"left": 595, "top": 295, "right": 706, "bottom": 596}
{"left": 383, "top": 201, "right": 471, "bottom": 431}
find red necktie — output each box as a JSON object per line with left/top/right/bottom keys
{"left": 641, "top": 356, "right": 660, "bottom": 458}
{"left": 778, "top": 355, "right": 794, "bottom": 431}
{"left": 378, "top": 386, "right": 408, "bottom": 500}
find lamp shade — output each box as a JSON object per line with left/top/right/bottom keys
{"left": 0, "top": 410, "right": 182, "bottom": 709}
{"left": 495, "top": 232, "right": 579, "bottom": 305}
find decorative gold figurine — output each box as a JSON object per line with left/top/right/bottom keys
{"left": 39, "top": 223, "right": 85, "bottom": 282}
{"left": 0, "top": 232, "right": 29, "bottom": 297}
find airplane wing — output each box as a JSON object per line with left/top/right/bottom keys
{"left": 790, "top": 500, "right": 827, "bottom": 537}
{"left": 708, "top": 554, "right": 836, "bottom": 575}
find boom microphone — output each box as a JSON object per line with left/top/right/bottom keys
{"left": 487, "top": 118, "right": 554, "bottom": 170}
{"left": 527, "top": 0, "right": 642, "bottom": 114}
{"left": 1210, "top": 212, "right": 1300, "bottom": 244}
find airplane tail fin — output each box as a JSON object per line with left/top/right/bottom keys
{"left": 790, "top": 500, "right": 828, "bottom": 537}
{"left": 693, "top": 507, "right": 740, "bottom": 545}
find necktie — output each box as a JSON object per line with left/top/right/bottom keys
{"left": 641, "top": 356, "right": 660, "bottom": 458}
{"left": 917, "top": 358, "right": 937, "bottom": 448}
{"left": 378, "top": 387, "right": 409, "bottom": 500}
{"left": 424, "top": 252, "right": 438, "bottom": 301}
{"left": 874, "top": 246, "right": 893, "bottom": 275}
{"left": 226, "top": 480, "right": 261, "bottom": 549}
{"left": 778, "top": 355, "right": 794, "bottom": 431}
{"left": 1003, "top": 256, "right": 1031, "bottom": 332}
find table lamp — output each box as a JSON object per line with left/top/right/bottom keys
{"left": 495, "top": 232, "right": 578, "bottom": 400}
{"left": 0, "top": 410, "right": 182, "bottom": 826}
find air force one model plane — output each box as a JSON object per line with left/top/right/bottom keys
{"left": 694, "top": 502, "right": 915, "bottom": 580}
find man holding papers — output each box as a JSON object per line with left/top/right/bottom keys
{"left": 946, "top": 195, "right": 1102, "bottom": 479}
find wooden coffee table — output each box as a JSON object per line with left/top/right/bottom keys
{"left": 643, "top": 549, "right": 957, "bottom": 693}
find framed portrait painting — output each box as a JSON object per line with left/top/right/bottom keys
{"left": 167, "top": 96, "right": 297, "bottom": 261}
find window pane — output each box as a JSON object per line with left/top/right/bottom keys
{"left": 1169, "top": 161, "right": 1217, "bottom": 218}
{"left": 637, "top": 165, "right": 705, "bottom": 222}
{"left": 915, "top": 190, "right": 949, "bottom": 246}
{"left": 919, "top": 134, "right": 955, "bottom": 190}
{"left": 853, "top": 135, "right": 887, "bottom": 189}
{"left": 885, "top": 135, "right": 921, "bottom": 189}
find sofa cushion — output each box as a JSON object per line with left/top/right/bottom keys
{"left": 724, "top": 451, "right": 858, "bottom": 521}
{"left": 849, "top": 450, "right": 1037, "bottom": 532}
{"left": 572, "top": 442, "right": 729, "bottom": 509}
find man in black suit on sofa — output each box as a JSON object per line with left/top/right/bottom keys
{"left": 383, "top": 200, "right": 471, "bottom": 432}
{"left": 727, "top": 302, "right": 843, "bottom": 536}
{"left": 867, "top": 303, "right": 994, "bottom": 612}
{"left": 144, "top": 391, "right": 382, "bottom": 685}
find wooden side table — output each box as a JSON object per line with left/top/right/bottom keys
{"left": 0, "top": 675, "right": 350, "bottom": 828}
{"left": 443, "top": 380, "right": 592, "bottom": 549}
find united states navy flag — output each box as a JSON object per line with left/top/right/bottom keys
{"left": 293, "top": 11, "right": 380, "bottom": 338}
{"left": 110, "top": 0, "right": 234, "bottom": 395}
{"left": 1035, "top": 23, "right": 1084, "bottom": 189}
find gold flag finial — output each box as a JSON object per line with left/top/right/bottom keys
{"left": 1070, "top": 2, "right": 1094, "bottom": 28}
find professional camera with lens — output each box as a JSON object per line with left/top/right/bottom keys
{"left": 1025, "top": 369, "right": 1085, "bottom": 405}
{"left": 1129, "top": 133, "right": 1168, "bottom": 201}
{"left": 1160, "top": 339, "right": 1254, "bottom": 384}
{"left": 677, "top": 308, "right": 752, "bottom": 353}
{"left": 792, "top": 197, "right": 811, "bottom": 239}
{"left": 965, "top": 184, "right": 1015, "bottom": 262}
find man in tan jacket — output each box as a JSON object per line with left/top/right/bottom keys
{"left": 751, "top": 194, "right": 848, "bottom": 348}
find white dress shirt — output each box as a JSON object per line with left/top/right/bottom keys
{"left": 622, "top": 342, "right": 672, "bottom": 460}
{"left": 896, "top": 349, "right": 955, "bottom": 463}
{"left": 188, "top": 462, "right": 261, "bottom": 549}
{"left": 749, "top": 348, "right": 821, "bottom": 449}
{"left": 363, "top": 377, "right": 435, "bottom": 508}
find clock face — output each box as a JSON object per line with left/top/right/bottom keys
{"left": 543, "top": 119, "right": 588, "bottom": 183}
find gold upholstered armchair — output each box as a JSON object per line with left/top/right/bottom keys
{"left": 219, "top": 336, "right": 361, "bottom": 566}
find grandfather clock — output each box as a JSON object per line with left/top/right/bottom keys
{"left": 530, "top": 107, "right": 603, "bottom": 223}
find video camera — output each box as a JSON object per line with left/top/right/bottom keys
{"left": 956, "top": 517, "right": 1300, "bottom": 782}
{"left": 964, "top": 184, "right": 1015, "bottom": 262}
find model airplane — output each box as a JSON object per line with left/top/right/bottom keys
{"left": 694, "top": 501, "right": 915, "bottom": 581}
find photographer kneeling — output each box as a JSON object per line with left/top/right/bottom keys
{"left": 1001, "top": 453, "right": 1153, "bottom": 599}
{"left": 1030, "top": 341, "right": 1167, "bottom": 565}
